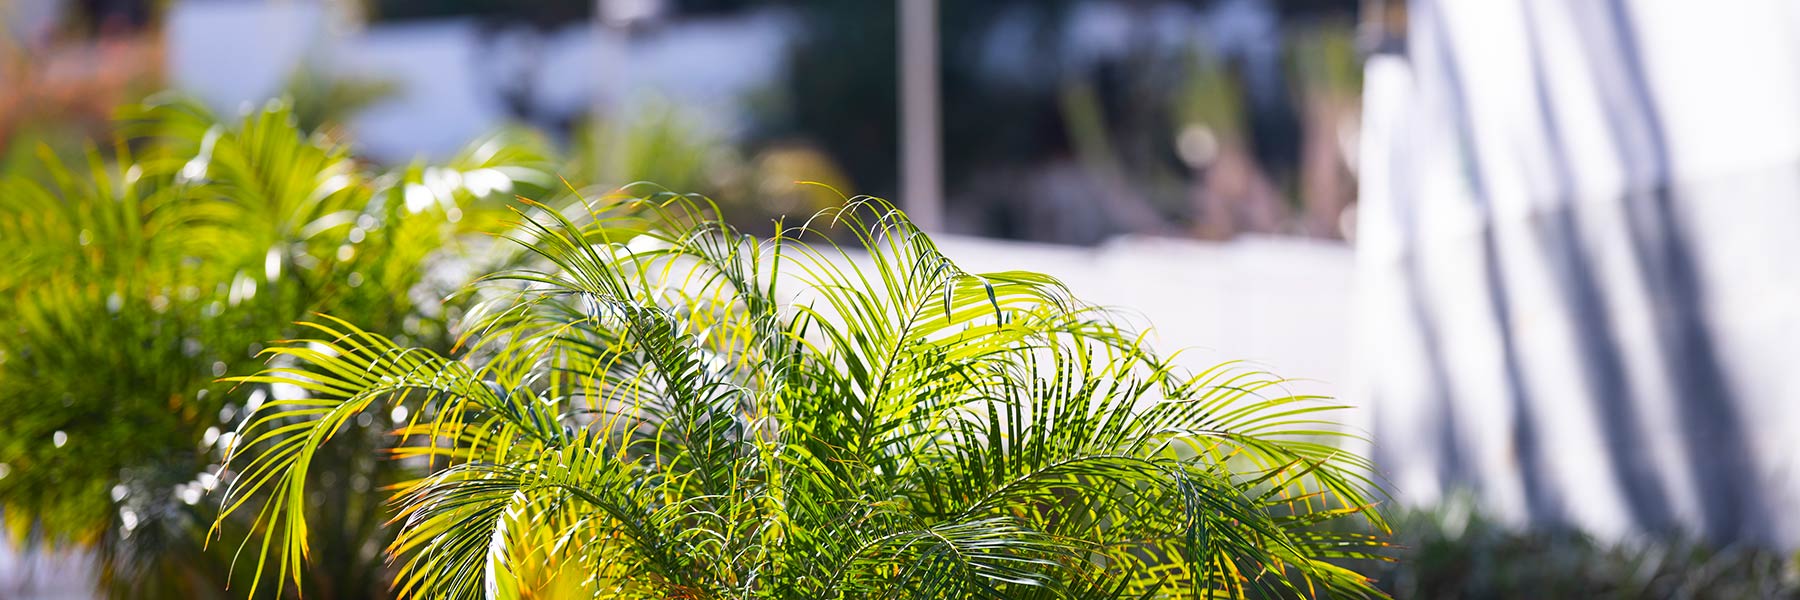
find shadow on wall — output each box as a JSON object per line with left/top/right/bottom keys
{"left": 1359, "top": 0, "right": 1797, "bottom": 548}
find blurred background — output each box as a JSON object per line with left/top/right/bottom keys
{"left": 5, "top": 0, "right": 1367, "bottom": 242}
{"left": 3, "top": 0, "right": 1799, "bottom": 597}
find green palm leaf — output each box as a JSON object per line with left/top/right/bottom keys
{"left": 217, "top": 190, "right": 1389, "bottom": 598}
{"left": 0, "top": 95, "right": 564, "bottom": 598}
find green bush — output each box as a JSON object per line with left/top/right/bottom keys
{"left": 0, "top": 97, "right": 557, "bottom": 597}
{"left": 1362, "top": 499, "right": 1800, "bottom": 599}
{"left": 218, "top": 193, "right": 1388, "bottom": 598}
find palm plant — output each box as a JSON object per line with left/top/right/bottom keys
{"left": 0, "top": 97, "right": 558, "bottom": 597}
{"left": 219, "top": 190, "right": 1388, "bottom": 598}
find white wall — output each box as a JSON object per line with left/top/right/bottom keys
{"left": 936, "top": 234, "right": 1356, "bottom": 400}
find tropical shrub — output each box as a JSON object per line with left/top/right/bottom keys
{"left": 1360, "top": 498, "right": 1800, "bottom": 599}
{"left": 219, "top": 193, "right": 1388, "bottom": 598}
{"left": 0, "top": 97, "right": 557, "bottom": 597}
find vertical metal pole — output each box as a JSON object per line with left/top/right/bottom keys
{"left": 594, "top": 0, "right": 610, "bottom": 187}
{"left": 594, "top": 0, "right": 628, "bottom": 188}
{"left": 899, "top": 0, "right": 943, "bottom": 230}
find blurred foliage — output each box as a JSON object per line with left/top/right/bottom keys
{"left": 756, "top": 1, "right": 1365, "bottom": 241}
{"left": 0, "top": 121, "right": 97, "bottom": 186}
{"left": 1174, "top": 53, "right": 1249, "bottom": 143}
{"left": 763, "top": 2, "right": 1262, "bottom": 196}
{"left": 760, "top": 1, "right": 1104, "bottom": 202}
{"left": 0, "top": 96, "right": 559, "bottom": 597}
{"left": 569, "top": 104, "right": 721, "bottom": 199}
{"left": 753, "top": 0, "right": 901, "bottom": 198}
{"left": 278, "top": 66, "right": 402, "bottom": 137}
{"left": 756, "top": 0, "right": 1215, "bottom": 233}
{"left": 1287, "top": 20, "right": 1362, "bottom": 105}
{"left": 569, "top": 101, "right": 850, "bottom": 236}
{"left": 1359, "top": 499, "right": 1800, "bottom": 599}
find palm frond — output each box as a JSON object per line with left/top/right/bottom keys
{"left": 0, "top": 95, "right": 565, "bottom": 598}
{"left": 217, "top": 191, "right": 1389, "bottom": 598}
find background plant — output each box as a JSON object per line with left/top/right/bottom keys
{"left": 0, "top": 97, "right": 557, "bottom": 597}
{"left": 219, "top": 193, "right": 1388, "bottom": 598}
{"left": 1353, "top": 498, "right": 1800, "bottom": 599}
